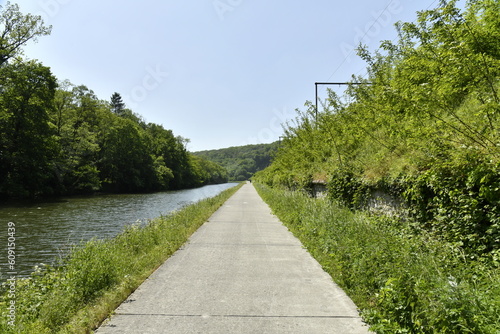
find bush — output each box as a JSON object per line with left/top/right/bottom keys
{"left": 327, "top": 168, "right": 371, "bottom": 209}
{"left": 400, "top": 155, "right": 500, "bottom": 261}
{"left": 66, "top": 240, "right": 119, "bottom": 303}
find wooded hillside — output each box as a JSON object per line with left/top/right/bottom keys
{"left": 194, "top": 143, "right": 278, "bottom": 181}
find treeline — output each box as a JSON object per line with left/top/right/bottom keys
{"left": 255, "top": 0, "right": 500, "bottom": 260}
{"left": 0, "top": 3, "right": 227, "bottom": 199}
{"left": 194, "top": 143, "right": 277, "bottom": 181}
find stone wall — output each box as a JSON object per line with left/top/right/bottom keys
{"left": 366, "top": 190, "right": 406, "bottom": 217}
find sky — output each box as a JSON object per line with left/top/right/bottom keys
{"left": 4, "top": 0, "right": 444, "bottom": 152}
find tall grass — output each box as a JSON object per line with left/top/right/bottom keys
{"left": 0, "top": 183, "right": 243, "bottom": 334}
{"left": 255, "top": 183, "right": 500, "bottom": 333}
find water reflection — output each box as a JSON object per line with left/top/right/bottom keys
{"left": 0, "top": 183, "right": 238, "bottom": 278}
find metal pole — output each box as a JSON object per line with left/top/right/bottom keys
{"left": 315, "top": 83, "right": 318, "bottom": 120}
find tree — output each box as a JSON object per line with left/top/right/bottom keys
{"left": 99, "top": 117, "right": 156, "bottom": 192}
{"left": 0, "top": 2, "right": 52, "bottom": 65}
{"left": 0, "top": 60, "right": 57, "bottom": 197}
{"left": 110, "top": 92, "right": 125, "bottom": 116}
{"left": 51, "top": 85, "right": 101, "bottom": 193}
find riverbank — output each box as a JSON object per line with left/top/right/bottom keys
{"left": 0, "top": 183, "right": 239, "bottom": 278}
{"left": 255, "top": 183, "right": 500, "bottom": 333}
{"left": 0, "top": 183, "right": 243, "bottom": 333}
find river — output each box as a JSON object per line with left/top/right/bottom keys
{"left": 0, "top": 183, "right": 239, "bottom": 279}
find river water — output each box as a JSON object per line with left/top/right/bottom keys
{"left": 0, "top": 183, "right": 238, "bottom": 279}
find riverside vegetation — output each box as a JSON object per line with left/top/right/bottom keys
{"left": 0, "top": 183, "right": 242, "bottom": 333}
{"left": 0, "top": 2, "right": 227, "bottom": 200}
{"left": 255, "top": 0, "right": 500, "bottom": 332}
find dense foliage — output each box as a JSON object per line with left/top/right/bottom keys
{"left": 194, "top": 143, "right": 277, "bottom": 181}
{"left": 0, "top": 184, "right": 242, "bottom": 333}
{"left": 255, "top": 0, "right": 500, "bottom": 261}
{"left": 0, "top": 3, "right": 227, "bottom": 199}
{"left": 256, "top": 184, "right": 500, "bottom": 333}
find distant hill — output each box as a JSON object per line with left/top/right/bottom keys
{"left": 193, "top": 143, "right": 278, "bottom": 181}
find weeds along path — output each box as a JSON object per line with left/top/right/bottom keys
{"left": 255, "top": 184, "right": 500, "bottom": 333}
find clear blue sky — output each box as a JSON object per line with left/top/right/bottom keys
{"left": 6, "top": 0, "right": 443, "bottom": 151}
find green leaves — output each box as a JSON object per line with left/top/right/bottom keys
{"left": 0, "top": 60, "right": 57, "bottom": 197}
{"left": 0, "top": 2, "right": 52, "bottom": 65}
{"left": 99, "top": 117, "right": 155, "bottom": 192}
{"left": 401, "top": 155, "right": 500, "bottom": 257}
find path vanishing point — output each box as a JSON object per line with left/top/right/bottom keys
{"left": 96, "top": 183, "right": 371, "bottom": 333}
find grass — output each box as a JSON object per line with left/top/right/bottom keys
{"left": 0, "top": 183, "right": 243, "bottom": 334}
{"left": 255, "top": 183, "right": 500, "bottom": 333}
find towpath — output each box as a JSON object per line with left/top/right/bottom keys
{"left": 96, "top": 183, "right": 371, "bottom": 333}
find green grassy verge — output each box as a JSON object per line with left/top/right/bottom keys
{"left": 255, "top": 183, "right": 500, "bottom": 333}
{"left": 0, "top": 183, "right": 243, "bottom": 333}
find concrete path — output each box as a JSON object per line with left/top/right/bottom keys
{"left": 96, "top": 183, "right": 371, "bottom": 333}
